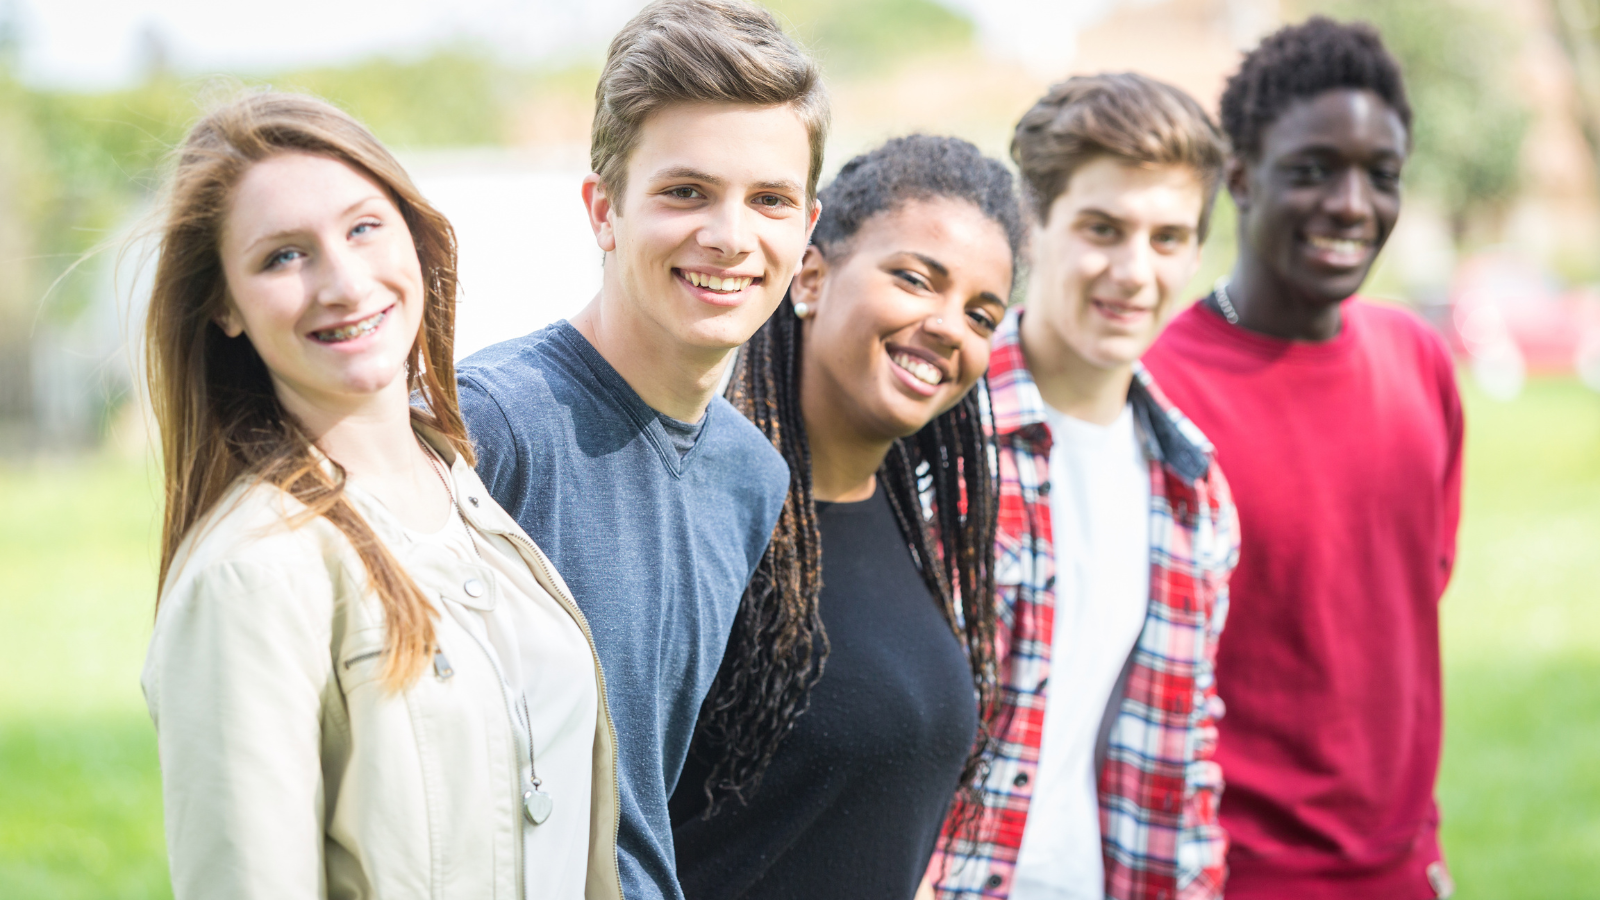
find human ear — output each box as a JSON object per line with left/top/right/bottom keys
{"left": 1225, "top": 156, "right": 1251, "bottom": 214}
{"left": 790, "top": 245, "right": 828, "bottom": 312}
{"left": 214, "top": 297, "right": 245, "bottom": 338}
{"left": 803, "top": 198, "right": 822, "bottom": 242}
{"left": 581, "top": 174, "right": 617, "bottom": 253}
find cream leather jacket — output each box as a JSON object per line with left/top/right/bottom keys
{"left": 142, "top": 432, "right": 622, "bottom": 900}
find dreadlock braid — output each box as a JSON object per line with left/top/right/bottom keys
{"left": 687, "top": 134, "right": 1016, "bottom": 820}
{"left": 692, "top": 294, "right": 829, "bottom": 813}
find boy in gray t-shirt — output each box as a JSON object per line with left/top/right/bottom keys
{"left": 456, "top": 3, "right": 827, "bottom": 899}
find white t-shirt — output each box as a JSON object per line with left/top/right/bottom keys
{"left": 403, "top": 506, "right": 598, "bottom": 899}
{"left": 1011, "top": 403, "right": 1151, "bottom": 900}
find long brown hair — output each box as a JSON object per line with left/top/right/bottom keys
{"left": 689, "top": 135, "right": 1017, "bottom": 825}
{"left": 146, "top": 91, "right": 468, "bottom": 690}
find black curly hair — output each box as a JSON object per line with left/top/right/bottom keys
{"left": 814, "top": 134, "right": 1027, "bottom": 289}
{"left": 1220, "top": 15, "right": 1413, "bottom": 161}
{"left": 687, "top": 135, "right": 1019, "bottom": 825}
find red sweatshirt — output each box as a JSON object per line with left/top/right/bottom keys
{"left": 1142, "top": 299, "right": 1464, "bottom": 900}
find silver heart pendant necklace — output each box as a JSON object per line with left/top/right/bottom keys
{"left": 518, "top": 695, "right": 554, "bottom": 825}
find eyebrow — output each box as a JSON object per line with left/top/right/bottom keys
{"left": 909, "top": 252, "right": 949, "bottom": 279}
{"left": 243, "top": 196, "right": 381, "bottom": 255}
{"left": 1078, "top": 206, "right": 1195, "bottom": 233}
{"left": 650, "top": 167, "right": 804, "bottom": 196}
{"left": 904, "top": 252, "right": 1006, "bottom": 306}
{"left": 1284, "top": 143, "right": 1404, "bottom": 160}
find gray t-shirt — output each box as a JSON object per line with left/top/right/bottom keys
{"left": 457, "top": 321, "right": 789, "bottom": 900}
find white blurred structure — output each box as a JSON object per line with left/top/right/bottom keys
{"left": 404, "top": 151, "right": 602, "bottom": 360}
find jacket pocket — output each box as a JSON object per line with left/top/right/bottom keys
{"left": 337, "top": 626, "right": 388, "bottom": 693}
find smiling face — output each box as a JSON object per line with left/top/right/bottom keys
{"left": 1024, "top": 155, "right": 1205, "bottom": 372}
{"left": 797, "top": 196, "right": 1012, "bottom": 443}
{"left": 1233, "top": 88, "right": 1407, "bottom": 306}
{"left": 216, "top": 152, "right": 425, "bottom": 421}
{"left": 585, "top": 101, "right": 819, "bottom": 353}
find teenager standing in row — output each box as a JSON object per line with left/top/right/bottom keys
{"left": 141, "top": 93, "right": 620, "bottom": 899}
{"left": 1144, "top": 18, "right": 1464, "bottom": 900}
{"left": 929, "top": 74, "right": 1239, "bottom": 900}
{"left": 670, "top": 135, "right": 1020, "bottom": 900}
{"left": 455, "top": 3, "right": 827, "bottom": 898}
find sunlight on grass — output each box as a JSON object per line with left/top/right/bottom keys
{"left": 0, "top": 378, "right": 1595, "bottom": 898}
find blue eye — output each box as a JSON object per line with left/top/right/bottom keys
{"left": 351, "top": 220, "right": 378, "bottom": 237}
{"left": 264, "top": 248, "right": 303, "bottom": 270}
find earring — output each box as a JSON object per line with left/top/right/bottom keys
{"left": 793, "top": 301, "right": 812, "bottom": 319}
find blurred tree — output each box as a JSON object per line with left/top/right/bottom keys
{"left": 767, "top": 0, "right": 974, "bottom": 76}
{"left": 1304, "top": 0, "right": 1531, "bottom": 242}
{"left": 1552, "top": 0, "right": 1600, "bottom": 188}
{"left": 0, "top": 35, "right": 43, "bottom": 429}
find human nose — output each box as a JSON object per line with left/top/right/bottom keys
{"left": 1325, "top": 168, "right": 1372, "bottom": 224}
{"left": 922, "top": 301, "right": 965, "bottom": 348}
{"left": 697, "top": 197, "right": 757, "bottom": 259}
{"left": 1107, "top": 235, "right": 1154, "bottom": 293}
{"left": 312, "top": 242, "right": 375, "bottom": 309}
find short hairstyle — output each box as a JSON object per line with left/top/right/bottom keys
{"left": 1220, "top": 16, "right": 1413, "bottom": 161}
{"left": 1011, "top": 72, "right": 1226, "bottom": 238}
{"left": 812, "top": 134, "right": 1026, "bottom": 284}
{"left": 590, "top": 0, "right": 830, "bottom": 208}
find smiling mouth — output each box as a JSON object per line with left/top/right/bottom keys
{"left": 891, "top": 350, "right": 945, "bottom": 386}
{"left": 311, "top": 306, "right": 391, "bottom": 343}
{"left": 1091, "top": 298, "right": 1153, "bottom": 318}
{"left": 679, "top": 270, "right": 756, "bottom": 293}
{"left": 1305, "top": 235, "right": 1372, "bottom": 260}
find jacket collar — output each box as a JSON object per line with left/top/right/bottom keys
{"left": 988, "top": 307, "right": 1213, "bottom": 482}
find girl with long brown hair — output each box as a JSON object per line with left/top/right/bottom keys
{"left": 668, "top": 135, "right": 1021, "bottom": 899}
{"left": 140, "top": 91, "right": 622, "bottom": 900}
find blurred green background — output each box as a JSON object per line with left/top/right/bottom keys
{"left": 3, "top": 0, "right": 1599, "bottom": 895}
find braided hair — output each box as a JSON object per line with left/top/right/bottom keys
{"left": 688, "top": 135, "right": 1023, "bottom": 825}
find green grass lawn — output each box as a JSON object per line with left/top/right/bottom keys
{"left": 1, "top": 377, "right": 1596, "bottom": 898}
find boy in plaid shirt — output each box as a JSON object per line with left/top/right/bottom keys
{"left": 927, "top": 73, "right": 1238, "bottom": 900}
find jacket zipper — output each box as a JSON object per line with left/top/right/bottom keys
{"left": 500, "top": 528, "right": 625, "bottom": 900}
{"left": 451, "top": 611, "right": 533, "bottom": 900}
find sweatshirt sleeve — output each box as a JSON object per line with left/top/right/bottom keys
{"left": 1435, "top": 347, "right": 1465, "bottom": 594}
{"left": 458, "top": 370, "right": 522, "bottom": 510}
{"left": 143, "top": 558, "right": 334, "bottom": 900}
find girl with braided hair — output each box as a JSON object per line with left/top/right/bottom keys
{"left": 669, "top": 134, "right": 1024, "bottom": 900}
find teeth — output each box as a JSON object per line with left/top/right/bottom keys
{"left": 313, "top": 309, "right": 387, "bottom": 343}
{"left": 684, "top": 271, "right": 751, "bottom": 292}
{"left": 892, "top": 352, "right": 942, "bottom": 386}
{"left": 1309, "top": 236, "right": 1367, "bottom": 256}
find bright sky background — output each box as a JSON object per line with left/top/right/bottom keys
{"left": 10, "top": 0, "right": 1118, "bottom": 90}
{"left": 10, "top": 0, "right": 649, "bottom": 89}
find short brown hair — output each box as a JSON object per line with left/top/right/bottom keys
{"left": 591, "top": 0, "right": 829, "bottom": 208}
{"left": 1012, "top": 72, "right": 1226, "bottom": 237}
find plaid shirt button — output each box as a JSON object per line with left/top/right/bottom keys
{"left": 986, "top": 874, "right": 1004, "bottom": 889}
{"left": 1013, "top": 772, "right": 1029, "bottom": 787}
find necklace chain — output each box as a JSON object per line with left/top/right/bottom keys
{"left": 1213, "top": 277, "right": 1241, "bottom": 325}
{"left": 416, "top": 434, "right": 483, "bottom": 562}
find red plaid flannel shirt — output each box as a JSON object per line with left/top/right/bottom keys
{"left": 930, "top": 310, "right": 1239, "bottom": 900}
